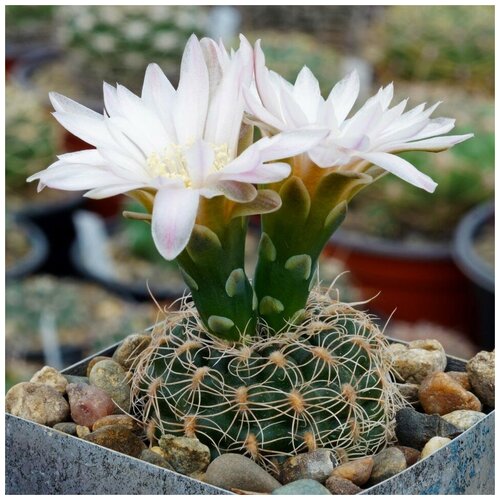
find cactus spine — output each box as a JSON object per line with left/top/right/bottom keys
{"left": 131, "top": 289, "right": 404, "bottom": 471}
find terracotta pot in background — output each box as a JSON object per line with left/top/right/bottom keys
{"left": 326, "top": 229, "right": 478, "bottom": 346}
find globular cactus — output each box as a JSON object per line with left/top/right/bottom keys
{"left": 131, "top": 289, "right": 404, "bottom": 472}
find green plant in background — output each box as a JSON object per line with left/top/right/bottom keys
{"left": 5, "top": 5, "right": 56, "bottom": 45}
{"left": 56, "top": 5, "right": 209, "bottom": 96}
{"left": 366, "top": 5, "right": 494, "bottom": 94}
{"left": 5, "top": 83, "right": 58, "bottom": 202}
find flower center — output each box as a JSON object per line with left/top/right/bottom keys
{"left": 146, "top": 142, "right": 231, "bottom": 187}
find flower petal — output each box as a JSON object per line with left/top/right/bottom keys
{"left": 216, "top": 180, "right": 257, "bottom": 202}
{"left": 356, "top": 151, "right": 437, "bottom": 193}
{"left": 152, "top": 187, "right": 200, "bottom": 260}
{"left": 174, "top": 35, "right": 209, "bottom": 143}
{"left": 231, "top": 189, "right": 282, "bottom": 218}
{"left": 293, "top": 66, "right": 321, "bottom": 122}
{"left": 184, "top": 140, "right": 215, "bottom": 187}
{"left": 327, "top": 71, "right": 360, "bottom": 124}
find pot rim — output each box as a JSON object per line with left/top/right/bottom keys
{"left": 452, "top": 200, "right": 494, "bottom": 293}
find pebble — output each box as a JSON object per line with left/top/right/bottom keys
{"left": 205, "top": 453, "right": 282, "bottom": 493}
{"left": 139, "top": 449, "right": 173, "bottom": 470}
{"left": 395, "top": 446, "right": 421, "bottom": 466}
{"left": 395, "top": 407, "right": 461, "bottom": 450}
{"left": 419, "top": 371, "right": 482, "bottom": 415}
{"left": 88, "top": 359, "right": 131, "bottom": 412}
{"left": 53, "top": 422, "right": 78, "bottom": 436}
{"left": 325, "top": 475, "right": 363, "bottom": 494}
{"left": 396, "top": 383, "right": 420, "bottom": 405}
{"left": 272, "top": 478, "right": 331, "bottom": 495}
{"left": 92, "top": 414, "right": 140, "bottom": 433}
{"left": 113, "top": 333, "right": 151, "bottom": 370}
{"left": 446, "top": 371, "right": 471, "bottom": 390}
{"left": 280, "top": 448, "right": 337, "bottom": 484}
{"left": 30, "top": 366, "right": 68, "bottom": 394}
{"left": 467, "top": 350, "right": 495, "bottom": 408}
{"left": 76, "top": 425, "right": 91, "bottom": 438}
{"left": 86, "top": 356, "right": 113, "bottom": 377}
{"left": 388, "top": 339, "right": 447, "bottom": 384}
{"left": 158, "top": 434, "right": 211, "bottom": 475}
{"left": 84, "top": 425, "right": 146, "bottom": 457}
{"left": 441, "top": 410, "right": 486, "bottom": 431}
{"left": 64, "top": 375, "right": 89, "bottom": 385}
{"left": 66, "top": 383, "right": 116, "bottom": 427}
{"left": 189, "top": 471, "right": 207, "bottom": 482}
{"left": 6, "top": 382, "right": 69, "bottom": 426}
{"left": 330, "top": 456, "right": 373, "bottom": 486}
{"left": 368, "top": 447, "right": 407, "bottom": 485}
{"left": 420, "top": 437, "right": 451, "bottom": 459}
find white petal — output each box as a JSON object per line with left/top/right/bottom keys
{"left": 242, "top": 86, "right": 285, "bottom": 132}
{"left": 141, "top": 63, "right": 177, "bottom": 141}
{"left": 184, "top": 140, "right": 215, "bottom": 187}
{"left": 327, "top": 71, "right": 360, "bottom": 124}
{"left": 387, "top": 133, "right": 474, "bottom": 153}
{"left": 357, "top": 151, "right": 437, "bottom": 193}
{"left": 103, "top": 83, "right": 121, "bottom": 117}
{"left": 255, "top": 128, "right": 328, "bottom": 162}
{"left": 279, "top": 84, "right": 309, "bottom": 127}
{"left": 152, "top": 187, "right": 200, "bottom": 260}
{"left": 254, "top": 40, "right": 282, "bottom": 119}
{"left": 84, "top": 183, "right": 148, "bottom": 199}
{"left": 174, "top": 35, "right": 209, "bottom": 143}
{"left": 293, "top": 66, "right": 322, "bottom": 122}
{"left": 49, "top": 92, "right": 102, "bottom": 120}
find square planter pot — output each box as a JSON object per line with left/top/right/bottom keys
{"left": 6, "top": 340, "right": 495, "bottom": 495}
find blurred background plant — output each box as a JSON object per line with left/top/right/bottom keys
{"left": 5, "top": 4, "right": 494, "bottom": 387}
{"left": 364, "top": 5, "right": 494, "bottom": 95}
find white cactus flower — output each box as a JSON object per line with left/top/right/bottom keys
{"left": 28, "top": 35, "right": 327, "bottom": 260}
{"left": 244, "top": 40, "right": 474, "bottom": 193}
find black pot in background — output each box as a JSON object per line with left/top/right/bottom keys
{"left": 453, "top": 201, "right": 495, "bottom": 350}
{"left": 15, "top": 195, "right": 84, "bottom": 277}
{"left": 6, "top": 215, "right": 49, "bottom": 280}
{"left": 70, "top": 211, "right": 186, "bottom": 304}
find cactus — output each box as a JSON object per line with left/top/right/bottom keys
{"left": 131, "top": 288, "right": 404, "bottom": 471}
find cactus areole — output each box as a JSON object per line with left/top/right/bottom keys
{"left": 28, "top": 34, "right": 472, "bottom": 468}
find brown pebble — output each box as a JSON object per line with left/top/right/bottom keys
{"left": 112, "top": 334, "right": 151, "bottom": 370}
{"left": 419, "top": 372, "right": 482, "bottom": 415}
{"left": 92, "top": 414, "right": 140, "bottom": 433}
{"left": 325, "top": 475, "right": 362, "bottom": 494}
{"left": 67, "top": 383, "right": 116, "bottom": 427}
{"left": 76, "top": 425, "right": 91, "bottom": 438}
{"left": 84, "top": 425, "right": 146, "bottom": 457}
{"left": 446, "top": 371, "right": 471, "bottom": 391}
{"left": 331, "top": 456, "right": 373, "bottom": 486}
{"left": 395, "top": 446, "right": 421, "bottom": 466}
{"left": 86, "top": 356, "right": 113, "bottom": 377}
{"left": 30, "top": 366, "right": 68, "bottom": 394}
{"left": 467, "top": 350, "right": 495, "bottom": 408}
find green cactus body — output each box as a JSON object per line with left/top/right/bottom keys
{"left": 131, "top": 290, "right": 403, "bottom": 471}
{"left": 254, "top": 162, "right": 373, "bottom": 332}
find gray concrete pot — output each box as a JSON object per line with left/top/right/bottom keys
{"left": 5, "top": 340, "right": 495, "bottom": 494}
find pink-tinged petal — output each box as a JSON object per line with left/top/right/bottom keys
{"left": 231, "top": 189, "right": 282, "bottom": 218}
{"left": 308, "top": 141, "right": 341, "bottom": 168}
{"left": 174, "top": 35, "right": 209, "bottom": 143}
{"left": 293, "top": 66, "right": 321, "bottom": 122}
{"left": 409, "top": 117, "right": 456, "bottom": 141}
{"left": 103, "top": 83, "right": 121, "bottom": 117}
{"left": 152, "top": 187, "right": 200, "bottom": 260}
{"left": 341, "top": 100, "right": 383, "bottom": 139}
{"left": 184, "top": 140, "right": 215, "bottom": 187}
{"left": 255, "top": 128, "right": 329, "bottom": 162}
{"left": 387, "top": 133, "right": 474, "bottom": 153}
{"left": 356, "top": 151, "right": 437, "bottom": 193}
{"left": 141, "top": 63, "right": 177, "bottom": 141}
{"left": 200, "top": 37, "right": 225, "bottom": 96}
{"left": 254, "top": 40, "right": 282, "bottom": 118}
{"left": 327, "top": 71, "right": 360, "bottom": 124}
{"left": 215, "top": 180, "right": 257, "bottom": 202}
